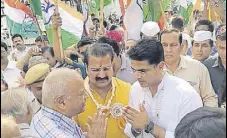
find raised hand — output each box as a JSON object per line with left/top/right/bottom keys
{"left": 84, "top": 113, "right": 108, "bottom": 138}
{"left": 28, "top": 46, "right": 42, "bottom": 56}
{"left": 51, "top": 10, "right": 62, "bottom": 29}
{"left": 123, "top": 104, "right": 149, "bottom": 131}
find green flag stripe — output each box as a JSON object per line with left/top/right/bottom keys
{"left": 30, "top": 0, "right": 43, "bottom": 16}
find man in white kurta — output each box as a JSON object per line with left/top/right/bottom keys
{"left": 124, "top": 73, "right": 203, "bottom": 138}
{"left": 124, "top": 39, "right": 203, "bottom": 138}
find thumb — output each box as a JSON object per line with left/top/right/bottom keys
{"left": 139, "top": 104, "right": 146, "bottom": 112}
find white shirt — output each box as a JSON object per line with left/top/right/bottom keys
{"left": 124, "top": 73, "right": 203, "bottom": 138}
{"left": 10, "top": 47, "right": 30, "bottom": 61}
{"left": 25, "top": 87, "right": 41, "bottom": 115}
{"left": 1, "top": 61, "right": 21, "bottom": 88}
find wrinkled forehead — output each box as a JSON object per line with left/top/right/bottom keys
{"left": 88, "top": 55, "right": 112, "bottom": 67}
{"left": 161, "top": 32, "right": 180, "bottom": 43}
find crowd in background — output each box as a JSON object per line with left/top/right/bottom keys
{"left": 1, "top": 0, "right": 226, "bottom": 138}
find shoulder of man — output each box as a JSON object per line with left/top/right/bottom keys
{"left": 203, "top": 55, "right": 218, "bottom": 67}
{"left": 113, "top": 77, "right": 131, "bottom": 91}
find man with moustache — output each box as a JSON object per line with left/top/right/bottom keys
{"left": 11, "top": 34, "right": 30, "bottom": 61}
{"left": 160, "top": 29, "right": 218, "bottom": 107}
{"left": 74, "top": 43, "right": 131, "bottom": 138}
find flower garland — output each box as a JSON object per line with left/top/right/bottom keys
{"left": 84, "top": 77, "right": 116, "bottom": 113}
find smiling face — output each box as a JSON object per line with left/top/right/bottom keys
{"left": 87, "top": 55, "right": 114, "bottom": 89}
{"left": 161, "top": 32, "right": 182, "bottom": 65}
{"left": 192, "top": 40, "right": 212, "bottom": 62}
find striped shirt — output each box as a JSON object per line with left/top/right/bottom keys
{"left": 30, "top": 106, "right": 85, "bottom": 138}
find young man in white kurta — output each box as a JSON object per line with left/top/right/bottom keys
{"left": 124, "top": 73, "right": 203, "bottom": 138}
{"left": 124, "top": 39, "right": 203, "bottom": 138}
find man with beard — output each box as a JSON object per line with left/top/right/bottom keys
{"left": 124, "top": 39, "right": 202, "bottom": 138}
{"left": 74, "top": 43, "right": 131, "bottom": 138}
{"left": 11, "top": 34, "right": 30, "bottom": 61}
{"left": 24, "top": 63, "right": 51, "bottom": 114}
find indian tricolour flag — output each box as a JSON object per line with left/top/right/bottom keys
{"left": 4, "top": 0, "right": 40, "bottom": 38}
{"left": 40, "top": 0, "right": 84, "bottom": 49}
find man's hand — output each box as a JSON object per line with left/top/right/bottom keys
{"left": 51, "top": 10, "right": 62, "bottom": 30}
{"left": 123, "top": 104, "right": 149, "bottom": 131}
{"left": 28, "top": 46, "right": 42, "bottom": 56}
{"left": 84, "top": 113, "right": 108, "bottom": 138}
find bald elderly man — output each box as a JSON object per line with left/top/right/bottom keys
{"left": 1, "top": 88, "right": 33, "bottom": 136}
{"left": 24, "top": 63, "right": 50, "bottom": 114}
{"left": 30, "top": 68, "right": 108, "bottom": 138}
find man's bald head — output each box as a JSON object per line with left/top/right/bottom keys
{"left": 42, "top": 68, "right": 86, "bottom": 117}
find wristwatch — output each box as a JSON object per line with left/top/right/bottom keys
{"left": 145, "top": 121, "right": 155, "bottom": 134}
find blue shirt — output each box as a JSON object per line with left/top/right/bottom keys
{"left": 30, "top": 106, "right": 85, "bottom": 138}
{"left": 72, "top": 61, "right": 87, "bottom": 79}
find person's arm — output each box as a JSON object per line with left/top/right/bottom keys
{"left": 52, "top": 11, "right": 64, "bottom": 63}
{"left": 16, "top": 47, "right": 41, "bottom": 70}
{"left": 199, "top": 63, "right": 218, "bottom": 107}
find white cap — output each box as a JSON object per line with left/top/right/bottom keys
{"left": 182, "top": 33, "right": 192, "bottom": 49}
{"left": 193, "top": 31, "right": 213, "bottom": 41}
{"left": 140, "top": 21, "right": 160, "bottom": 37}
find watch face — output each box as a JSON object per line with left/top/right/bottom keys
{"left": 145, "top": 121, "right": 155, "bottom": 134}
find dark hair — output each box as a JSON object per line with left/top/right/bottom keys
{"left": 160, "top": 29, "right": 183, "bottom": 45}
{"left": 195, "top": 20, "right": 214, "bottom": 32}
{"left": 91, "top": 13, "right": 95, "bottom": 17}
{"left": 192, "top": 39, "right": 214, "bottom": 47}
{"left": 1, "top": 79, "right": 8, "bottom": 90}
{"left": 77, "top": 37, "right": 94, "bottom": 48}
{"left": 1, "top": 41, "right": 8, "bottom": 52}
{"left": 109, "top": 25, "right": 118, "bottom": 31}
{"left": 35, "top": 36, "right": 42, "bottom": 42}
{"left": 41, "top": 47, "right": 55, "bottom": 57}
{"left": 92, "top": 18, "right": 99, "bottom": 23}
{"left": 127, "top": 39, "right": 164, "bottom": 65}
{"left": 175, "top": 107, "right": 226, "bottom": 138}
{"left": 84, "top": 43, "right": 116, "bottom": 66}
{"left": 103, "top": 20, "right": 108, "bottom": 28}
{"left": 70, "top": 53, "right": 79, "bottom": 62}
{"left": 216, "top": 24, "right": 226, "bottom": 40}
{"left": 35, "top": 35, "right": 49, "bottom": 42}
{"left": 97, "top": 36, "right": 120, "bottom": 56}
{"left": 171, "top": 17, "right": 184, "bottom": 31}
{"left": 12, "top": 34, "right": 23, "bottom": 41}
{"left": 23, "top": 63, "right": 29, "bottom": 73}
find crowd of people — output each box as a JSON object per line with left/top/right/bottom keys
{"left": 1, "top": 1, "right": 226, "bottom": 138}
